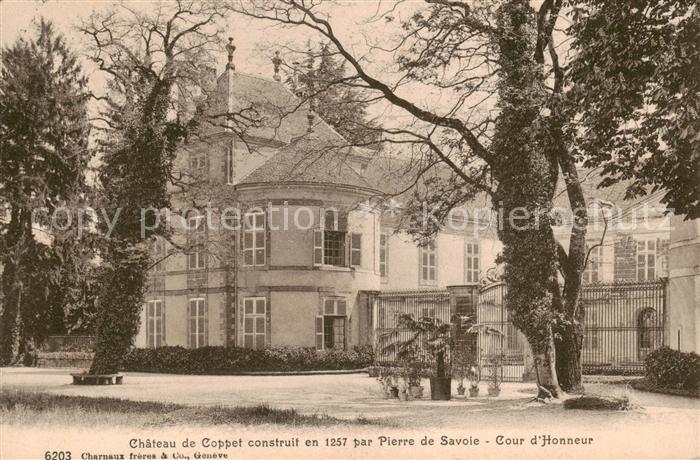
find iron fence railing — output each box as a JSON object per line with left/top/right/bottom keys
{"left": 372, "top": 279, "right": 666, "bottom": 378}
{"left": 374, "top": 290, "right": 451, "bottom": 365}
{"left": 581, "top": 280, "right": 665, "bottom": 374}
{"left": 39, "top": 335, "right": 96, "bottom": 353}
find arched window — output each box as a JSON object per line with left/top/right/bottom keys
{"left": 638, "top": 308, "right": 657, "bottom": 358}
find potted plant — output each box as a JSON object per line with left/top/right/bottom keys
{"left": 380, "top": 314, "right": 474, "bottom": 400}
{"left": 378, "top": 367, "right": 399, "bottom": 398}
{"left": 468, "top": 366, "right": 481, "bottom": 397}
{"left": 453, "top": 344, "right": 472, "bottom": 397}
{"left": 456, "top": 366, "right": 467, "bottom": 396}
{"left": 487, "top": 357, "right": 502, "bottom": 397}
{"left": 397, "top": 369, "right": 410, "bottom": 401}
{"left": 407, "top": 362, "right": 425, "bottom": 399}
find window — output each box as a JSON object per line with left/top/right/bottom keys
{"left": 464, "top": 241, "right": 479, "bottom": 283}
{"left": 419, "top": 240, "right": 437, "bottom": 284}
{"left": 379, "top": 234, "right": 389, "bottom": 279}
{"left": 187, "top": 216, "right": 206, "bottom": 270}
{"left": 187, "top": 250, "right": 205, "bottom": 270}
{"left": 243, "top": 211, "right": 266, "bottom": 266}
{"left": 313, "top": 208, "right": 349, "bottom": 267}
{"left": 152, "top": 237, "right": 167, "bottom": 272}
{"left": 583, "top": 243, "right": 602, "bottom": 284}
{"left": 324, "top": 230, "right": 346, "bottom": 266}
{"left": 188, "top": 298, "right": 207, "bottom": 348}
{"left": 243, "top": 297, "right": 266, "bottom": 350}
{"left": 637, "top": 239, "right": 656, "bottom": 280}
{"left": 146, "top": 300, "right": 164, "bottom": 348}
{"left": 225, "top": 146, "right": 234, "bottom": 185}
{"left": 191, "top": 155, "right": 207, "bottom": 177}
{"left": 350, "top": 233, "right": 362, "bottom": 267}
{"left": 657, "top": 239, "right": 669, "bottom": 277}
{"left": 316, "top": 299, "right": 347, "bottom": 350}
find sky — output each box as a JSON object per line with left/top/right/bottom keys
{"left": 0, "top": 1, "right": 409, "bottom": 86}
{"left": 0, "top": 0, "right": 465, "bottom": 125}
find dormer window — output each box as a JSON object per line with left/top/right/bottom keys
{"left": 190, "top": 155, "right": 207, "bottom": 177}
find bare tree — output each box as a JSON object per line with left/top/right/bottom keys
{"left": 79, "top": 0, "right": 246, "bottom": 374}
{"left": 226, "top": 0, "right": 594, "bottom": 396}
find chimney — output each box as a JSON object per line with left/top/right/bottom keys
{"left": 272, "top": 51, "right": 282, "bottom": 82}
{"left": 225, "top": 37, "right": 236, "bottom": 71}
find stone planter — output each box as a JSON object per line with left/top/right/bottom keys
{"left": 469, "top": 386, "right": 480, "bottom": 397}
{"left": 409, "top": 385, "right": 424, "bottom": 399}
{"left": 429, "top": 376, "right": 452, "bottom": 400}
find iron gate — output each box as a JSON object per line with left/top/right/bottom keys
{"left": 478, "top": 281, "right": 528, "bottom": 382}
{"left": 581, "top": 280, "right": 665, "bottom": 374}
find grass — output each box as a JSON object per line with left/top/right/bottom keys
{"left": 0, "top": 389, "right": 376, "bottom": 427}
{"left": 563, "top": 394, "right": 635, "bottom": 411}
{"left": 631, "top": 379, "right": 700, "bottom": 399}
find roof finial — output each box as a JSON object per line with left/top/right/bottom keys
{"left": 226, "top": 37, "right": 236, "bottom": 71}
{"left": 307, "top": 98, "right": 316, "bottom": 133}
{"left": 272, "top": 51, "right": 282, "bottom": 82}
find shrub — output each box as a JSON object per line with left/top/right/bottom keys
{"left": 645, "top": 347, "right": 700, "bottom": 391}
{"left": 121, "top": 345, "right": 374, "bottom": 374}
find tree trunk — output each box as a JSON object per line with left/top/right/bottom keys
{"left": 0, "top": 248, "right": 25, "bottom": 366}
{"left": 489, "top": 0, "right": 564, "bottom": 398}
{"left": 532, "top": 333, "right": 560, "bottom": 399}
{"left": 555, "top": 322, "right": 584, "bottom": 393}
{"left": 89, "top": 247, "right": 149, "bottom": 375}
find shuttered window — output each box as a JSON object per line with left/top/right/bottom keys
{"left": 243, "top": 297, "right": 266, "bottom": 350}
{"left": 379, "top": 233, "right": 389, "bottom": 279}
{"left": 316, "top": 298, "right": 347, "bottom": 350}
{"left": 419, "top": 240, "right": 437, "bottom": 284}
{"left": 464, "top": 241, "right": 479, "bottom": 283}
{"left": 243, "top": 211, "right": 266, "bottom": 266}
{"left": 583, "top": 243, "right": 602, "bottom": 284}
{"left": 186, "top": 216, "right": 206, "bottom": 270}
{"left": 146, "top": 300, "right": 164, "bottom": 348}
{"left": 350, "top": 233, "right": 362, "bottom": 267}
{"left": 188, "top": 298, "right": 207, "bottom": 349}
{"left": 637, "top": 239, "right": 656, "bottom": 281}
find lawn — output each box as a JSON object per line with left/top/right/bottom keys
{"left": 0, "top": 389, "right": 373, "bottom": 427}
{"left": 1, "top": 368, "right": 699, "bottom": 459}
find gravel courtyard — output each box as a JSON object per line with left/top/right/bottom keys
{"left": 2, "top": 368, "right": 699, "bottom": 459}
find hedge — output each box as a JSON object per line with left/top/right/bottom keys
{"left": 644, "top": 347, "right": 700, "bottom": 391}
{"left": 121, "top": 345, "right": 374, "bottom": 374}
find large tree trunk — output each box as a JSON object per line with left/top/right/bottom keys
{"left": 0, "top": 218, "right": 29, "bottom": 366}
{"left": 0, "top": 270, "right": 23, "bottom": 366}
{"left": 531, "top": 333, "right": 560, "bottom": 398}
{"left": 490, "top": 0, "right": 563, "bottom": 398}
{"left": 555, "top": 322, "right": 584, "bottom": 393}
{"left": 552, "top": 134, "right": 588, "bottom": 393}
{"left": 89, "top": 247, "right": 149, "bottom": 375}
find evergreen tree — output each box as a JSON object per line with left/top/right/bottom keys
{"left": 285, "top": 42, "right": 381, "bottom": 147}
{"left": 0, "top": 19, "right": 92, "bottom": 364}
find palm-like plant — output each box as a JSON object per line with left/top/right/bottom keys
{"left": 381, "top": 313, "right": 490, "bottom": 379}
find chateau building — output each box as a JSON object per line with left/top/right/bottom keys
{"left": 134, "top": 46, "right": 673, "bottom": 358}
{"left": 134, "top": 47, "right": 498, "bottom": 351}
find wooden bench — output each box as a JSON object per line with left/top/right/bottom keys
{"left": 71, "top": 373, "right": 124, "bottom": 385}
